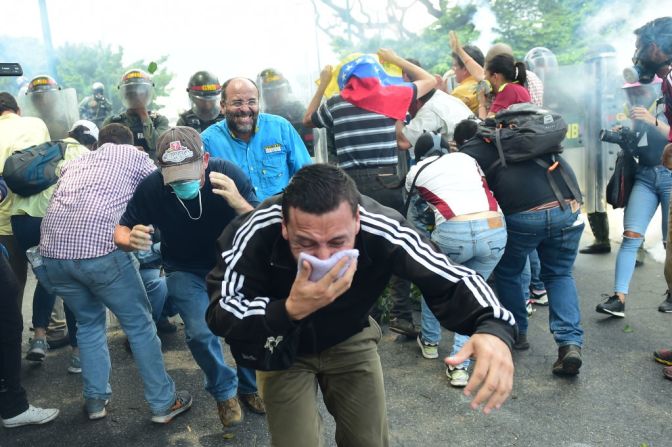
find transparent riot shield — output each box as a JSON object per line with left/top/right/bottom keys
{"left": 19, "top": 87, "right": 80, "bottom": 140}
{"left": 583, "top": 50, "right": 623, "bottom": 214}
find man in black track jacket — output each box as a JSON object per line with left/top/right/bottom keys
{"left": 206, "top": 163, "right": 515, "bottom": 447}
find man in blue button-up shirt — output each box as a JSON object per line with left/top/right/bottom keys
{"left": 201, "top": 77, "right": 311, "bottom": 200}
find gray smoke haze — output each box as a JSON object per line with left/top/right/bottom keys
{"left": 579, "top": 1, "right": 664, "bottom": 70}
{"left": 0, "top": 0, "right": 667, "bottom": 122}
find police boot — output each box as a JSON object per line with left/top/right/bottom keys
{"left": 579, "top": 212, "right": 611, "bottom": 254}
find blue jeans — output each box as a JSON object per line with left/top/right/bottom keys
{"left": 165, "top": 269, "right": 257, "bottom": 399}
{"left": 614, "top": 165, "right": 672, "bottom": 294}
{"left": 420, "top": 216, "right": 507, "bottom": 368}
{"left": 494, "top": 206, "right": 584, "bottom": 347}
{"left": 42, "top": 250, "right": 176, "bottom": 413}
{"left": 521, "top": 249, "right": 545, "bottom": 299}
{"left": 139, "top": 268, "right": 167, "bottom": 324}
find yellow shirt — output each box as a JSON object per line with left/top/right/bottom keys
{"left": 451, "top": 76, "right": 479, "bottom": 115}
{"left": 0, "top": 113, "right": 51, "bottom": 235}
{"left": 11, "top": 137, "right": 90, "bottom": 219}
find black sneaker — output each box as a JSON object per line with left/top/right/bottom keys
{"left": 579, "top": 242, "right": 610, "bottom": 254}
{"left": 388, "top": 318, "right": 419, "bottom": 338}
{"left": 552, "top": 345, "right": 582, "bottom": 376}
{"left": 513, "top": 333, "right": 529, "bottom": 351}
{"left": 595, "top": 294, "right": 625, "bottom": 318}
{"left": 156, "top": 318, "right": 178, "bottom": 334}
{"left": 658, "top": 291, "right": 672, "bottom": 313}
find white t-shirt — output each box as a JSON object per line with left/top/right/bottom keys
{"left": 405, "top": 152, "right": 499, "bottom": 226}
{"left": 402, "top": 90, "right": 473, "bottom": 146}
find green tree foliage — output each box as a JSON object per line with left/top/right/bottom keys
{"left": 317, "top": 1, "right": 479, "bottom": 74}
{"left": 490, "top": 0, "right": 610, "bottom": 64}
{"left": 412, "top": 4, "right": 480, "bottom": 74}
{"left": 55, "top": 42, "right": 126, "bottom": 111}
{"left": 0, "top": 37, "right": 173, "bottom": 113}
{"left": 315, "top": 0, "right": 617, "bottom": 70}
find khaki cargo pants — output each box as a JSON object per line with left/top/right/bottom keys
{"left": 257, "top": 317, "right": 389, "bottom": 447}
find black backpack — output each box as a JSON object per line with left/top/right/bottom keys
{"left": 3, "top": 141, "right": 67, "bottom": 197}
{"left": 465, "top": 103, "right": 581, "bottom": 209}
{"left": 478, "top": 103, "right": 568, "bottom": 169}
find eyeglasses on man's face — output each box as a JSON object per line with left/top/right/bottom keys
{"left": 226, "top": 99, "right": 259, "bottom": 109}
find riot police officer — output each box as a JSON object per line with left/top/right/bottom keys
{"left": 258, "top": 68, "right": 314, "bottom": 156}
{"left": 78, "top": 82, "right": 113, "bottom": 130}
{"left": 176, "top": 71, "right": 225, "bottom": 133}
{"left": 19, "top": 75, "right": 79, "bottom": 140}
{"left": 103, "top": 69, "right": 169, "bottom": 161}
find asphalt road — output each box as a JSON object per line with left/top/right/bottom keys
{"left": 1, "top": 232, "right": 671, "bottom": 447}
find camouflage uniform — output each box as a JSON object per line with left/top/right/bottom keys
{"left": 103, "top": 111, "right": 169, "bottom": 162}
{"left": 176, "top": 110, "right": 225, "bottom": 133}
{"left": 78, "top": 96, "right": 113, "bottom": 130}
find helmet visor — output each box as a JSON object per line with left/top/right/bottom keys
{"left": 190, "top": 94, "right": 221, "bottom": 121}
{"left": 120, "top": 83, "right": 153, "bottom": 109}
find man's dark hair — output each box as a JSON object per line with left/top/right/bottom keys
{"left": 454, "top": 119, "right": 479, "bottom": 147}
{"left": 452, "top": 45, "right": 485, "bottom": 69}
{"left": 98, "top": 123, "right": 133, "bottom": 145}
{"left": 221, "top": 77, "right": 259, "bottom": 103}
{"left": 0, "top": 92, "right": 19, "bottom": 114}
{"left": 282, "top": 164, "right": 360, "bottom": 222}
{"left": 635, "top": 17, "right": 672, "bottom": 55}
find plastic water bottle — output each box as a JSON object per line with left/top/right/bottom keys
{"left": 26, "top": 246, "right": 43, "bottom": 269}
{"left": 25, "top": 245, "right": 56, "bottom": 295}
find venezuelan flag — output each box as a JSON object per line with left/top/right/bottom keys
{"left": 322, "top": 53, "right": 415, "bottom": 121}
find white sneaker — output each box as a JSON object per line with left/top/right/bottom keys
{"left": 526, "top": 299, "right": 535, "bottom": 316}
{"left": 530, "top": 290, "right": 549, "bottom": 306}
{"left": 416, "top": 335, "right": 439, "bottom": 359}
{"left": 446, "top": 367, "right": 469, "bottom": 388}
{"left": 2, "top": 405, "right": 59, "bottom": 428}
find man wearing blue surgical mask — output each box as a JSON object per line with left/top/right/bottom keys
{"left": 114, "top": 126, "right": 263, "bottom": 429}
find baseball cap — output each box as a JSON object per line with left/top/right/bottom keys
{"left": 156, "top": 126, "right": 205, "bottom": 185}
{"left": 69, "top": 119, "right": 99, "bottom": 141}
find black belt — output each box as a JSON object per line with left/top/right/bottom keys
{"left": 345, "top": 165, "right": 397, "bottom": 175}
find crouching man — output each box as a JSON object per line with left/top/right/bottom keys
{"left": 114, "top": 127, "right": 263, "bottom": 429}
{"left": 205, "top": 164, "right": 515, "bottom": 447}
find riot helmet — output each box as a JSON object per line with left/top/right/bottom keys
{"left": 25, "top": 75, "right": 61, "bottom": 114}
{"left": 26, "top": 75, "right": 60, "bottom": 94}
{"left": 21, "top": 75, "right": 78, "bottom": 139}
{"left": 118, "top": 69, "right": 154, "bottom": 109}
{"left": 524, "top": 47, "right": 558, "bottom": 82}
{"left": 258, "top": 68, "right": 290, "bottom": 110}
{"left": 187, "top": 71, "right": 222, "bottom": 121}
{"left": 92, "top": 82, "right": 105, "bottom": 100}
